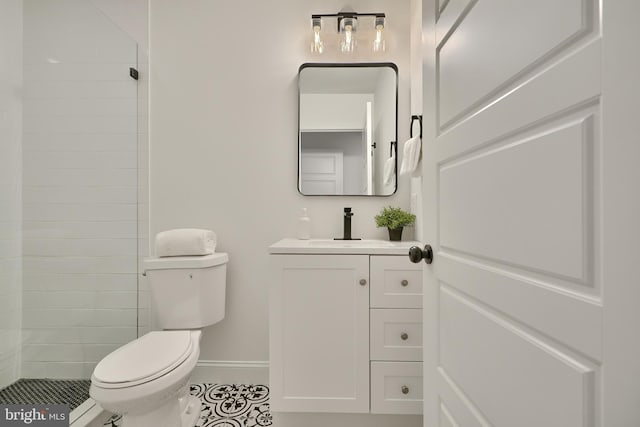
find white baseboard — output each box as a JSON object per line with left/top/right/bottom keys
{"left": 191, "top": 360, "right": 269, "bottom": 385}
{"left": 272, "top": 412, "right": 423, "bottom": 427}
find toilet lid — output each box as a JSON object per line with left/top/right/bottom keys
{"left": 93, "top": 331, "right": 193, "bottom": 385}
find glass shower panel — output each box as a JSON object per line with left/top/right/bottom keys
{"left": 17, "top": 0, "right": 139, "bottom": 409}
{"left": 0, "top": 0, "right": 23, "bottom": 393}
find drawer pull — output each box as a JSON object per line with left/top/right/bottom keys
{"left": 401, "top": 279, "right": 408, "bottom": 287}
{"left": 359, "top": 279, "right": 367, "bottom": 286}
{"left": 401, "top": 385, "right": 409, "bottom": 395}
{"left": 401, "top": 332, "right": 409, "bottom": 341}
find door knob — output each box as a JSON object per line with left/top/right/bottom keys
{"left": 409, "top": 245, "right": 433, "bottom": 264}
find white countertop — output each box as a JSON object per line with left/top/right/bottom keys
{"left": 269, "top": 238, "right": 421, "bottom": 255}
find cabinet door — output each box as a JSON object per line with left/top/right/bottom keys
{"left": 371, "top": 361, "right": 423, "bottom": 415}
{"left": 370, "top": 308, "right": 423, "bottom": 361}
{"left": 370, "top": 255, "right": 423, "bottom": 308}
{"left": 270, "top": 254, "right": 369, "bottom": 413}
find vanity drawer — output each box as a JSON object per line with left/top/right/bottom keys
{"left": 371, "top": 361, "right": 423, "bottom": 415}
{"left": 370, "top": 309, "right": 422, "bottom": 361}
{"left": 370, "top": 255, "right": 422, "bottom": 308}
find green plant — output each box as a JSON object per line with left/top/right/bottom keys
{"left": 374, "top": 206, "right": 416, "bottom": 230}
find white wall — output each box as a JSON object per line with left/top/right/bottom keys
{"left": 150, "top": 0, "right": 412, "bottom": 364}
{"left": 300, "top": 94, "right": 373, "bottom": 130}
{"left": 409, "top": 0, "right": 423, "bottom": 241}
{"left": 21, "top": 0, "right": 140, "bottom": 378}
{"left": 0, "top": 0, "right": 23, "bottom": 389}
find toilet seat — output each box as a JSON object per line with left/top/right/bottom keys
{"left": 92, "top": 331, "right": 194, "bottom": 389}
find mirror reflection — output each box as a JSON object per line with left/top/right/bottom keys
{"left": 298, "top": 63, "right": 398, "bottom": 196}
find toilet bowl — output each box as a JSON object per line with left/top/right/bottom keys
{"left": 90, "top": 330, "right": 202, "bottom": 427}
{"left": 90, "top": 253, "right": 228, "bottom": 427}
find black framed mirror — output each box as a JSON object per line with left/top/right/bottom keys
{"left": 298, "top": 63, "right": 398, "bottom": 196}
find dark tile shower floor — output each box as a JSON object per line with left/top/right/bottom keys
{"left": 0, "top": 379, "right": 90, "bottom": 411}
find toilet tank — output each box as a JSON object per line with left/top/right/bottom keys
{"left": 143, "top": 253, "right": 228, "bottom": 330}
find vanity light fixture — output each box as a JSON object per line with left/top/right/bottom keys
{"left": 310, "top": 11, "right": 387, "bottom": 55}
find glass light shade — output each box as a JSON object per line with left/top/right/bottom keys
{"left": 310, "top": 26, "right": 324, "bottom": 54}
{"left": 339, "top": 17, "right": 357, "bottom": 54}
{"left": 372, "top": 25, "right": 386, "bottom": 53}
{"left": 310, "top": 17, "right": 324, "bottom": 54}
{"left": 372, "top": 16, "right": 386, "bottom": 53}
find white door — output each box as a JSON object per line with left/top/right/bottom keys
{"left": 421, "top": 1, "right": 640, "bottom": 426}
{"left": 300, "top": 151, "right": 344, "bottom": 195}
{"left": 365, "top": 101, "right": 374, "bottom": 195}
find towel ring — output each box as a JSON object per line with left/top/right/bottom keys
{"left": 410, "top": 115, "right": 423, "bottom": 139}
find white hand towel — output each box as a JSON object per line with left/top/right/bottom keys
{"left": 399, "top": 135, "right": 421, "bottom": 175}
{"left": 383, "top": 150, "right": 396, "bottom": 186}
{"left": 155, "top": 228, "right": 217, "bottom": 257}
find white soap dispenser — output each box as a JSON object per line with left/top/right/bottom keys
{"left": 297, "top": 208, "right": 311, "bottom": 240}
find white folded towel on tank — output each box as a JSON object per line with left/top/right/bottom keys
{"left": 399, "top": 135, "right": 421, "bottom": 175}
{"left": 155, "top": 228, "right": 217, "bottom": 257}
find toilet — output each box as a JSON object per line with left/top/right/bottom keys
{"left": 90, "top": 253, "right": 229, "bottom": 427}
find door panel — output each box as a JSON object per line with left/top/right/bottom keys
{"left": 437, "top": 255, "right": 602, "bottom": 361}
{"left": 439, "top": 116, "right": 591, "bottom": 280}
{"left": 440, "top": 286, "right": 593, "bottom": 427}
{"left": 438, "top": 0, "right": 590, "bottom": 127}
{"left": 439, "top": 403, "right": 459, "bottom": 427}
{"left": 422, "top": 1, "right": 609, "bottom": 426}
{"left": 436, "top": 40, "right": 601, "bottom": 161}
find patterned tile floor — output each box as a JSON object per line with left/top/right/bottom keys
{"left": 104, "top": 384, "right": 272, "bottom": 427}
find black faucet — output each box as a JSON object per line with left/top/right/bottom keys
{"left": 335, "top": 207, "right": 361, "bottom": 241}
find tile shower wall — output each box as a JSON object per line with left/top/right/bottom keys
{"left": 21, "top": 0, "right": 139, "bottom": 378}
{"left": 0, "top": 0, "right": 23, "bottom": 389}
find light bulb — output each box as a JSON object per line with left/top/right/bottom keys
{"left": 310, "top": 17, "right": 324, "bottom": 54}
{"left": 372, "top": 16, "right": 386, "bottom": 53}
{"left": 341, "top": 24, "right": 354, "bottom": 53}
{"left": 340, "top": 17, "right": 357, "bottom": 54}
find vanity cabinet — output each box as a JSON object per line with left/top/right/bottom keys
{"left": 269, "top": 240, "right": 423, "bottom": 416}
{"left": 269, "top": 254, "right": 370, "bottom": 413}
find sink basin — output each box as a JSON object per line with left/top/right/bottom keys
{"left": 306, "top": 239, "right": 396, "bottom": 248}
{"left": 269, "top": 238, "right": 418, "bottom": 254}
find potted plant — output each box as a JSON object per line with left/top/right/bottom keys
{"left": 374, "top": 206, "right": 416, "bottom": 241}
